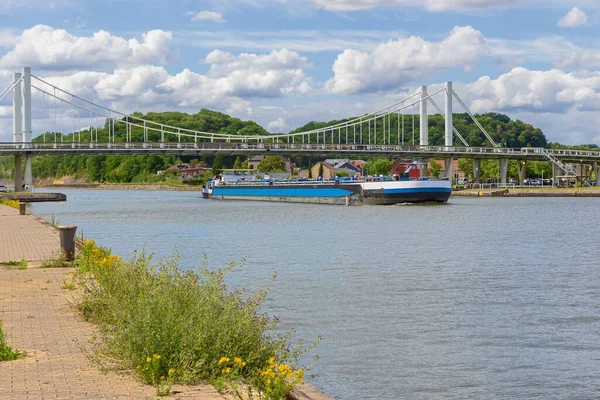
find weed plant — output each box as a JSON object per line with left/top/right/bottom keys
{"left": 0, "top": 199, "right": 19, "bottom": 209}
{"left": 76, "top": 240, "right": 313, "bottom": 398}
{"left": 0, "top": 320, "right": 21, "bottom": 361}
{"left": 41, "top": 251, "right": 73, "bottom": 268}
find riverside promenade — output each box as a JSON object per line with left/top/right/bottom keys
{"left": 0, "top": 204, "right": 228, "bottom": 400}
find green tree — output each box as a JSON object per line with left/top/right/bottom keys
{"left": 429, "top": 160, "right": 442, "bottom": 178}
{"left": 365, "top": 158, "right": 392, "bottom": 176}
{"left": 233, "top": 156, "right": 243, "bottom": 169}
{"left": 318, "top": 163, "right": 323, "bottom": 178}
{"left": 257, "top": 156, "right": 286, "bottom": 172}
{"left": 308, "top": 162, "right": 313, "bottom": 179}
{"left": 212, "top": 157, "right": 223, "bottom": 174}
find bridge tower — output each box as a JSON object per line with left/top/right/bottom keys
{"left": 12, "top": 72, "right": 22, "bottom": 191}
{"left": 11, "top": 67, "right": 33, "bottom": 192}
{"left": 444, "top": 82, "right": 453, "bottom": 181}
{"left": 23, "top": 67, "right": 33, "bottom": 190}
{"left": 420, "top": 86, "right": 428, "bottom": 177}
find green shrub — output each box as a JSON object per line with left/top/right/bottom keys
{"left": 76, "top": 240, "right": 313, "bottom": 397}
{"left": 0, "top": 320, "right": 21, "bottom": 361}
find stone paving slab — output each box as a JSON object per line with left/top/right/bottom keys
{"left": 0, "top": 205, "right": 60, "bottom": 264}
{"left": 0, "top": 205, "right": 228, "bottom": 400}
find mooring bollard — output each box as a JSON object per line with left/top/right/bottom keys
{"left": 19, "top": 202, "right": 26, "bottom": 215}
{"left": 57, "top": 225, "right": 77, "bottom": 262}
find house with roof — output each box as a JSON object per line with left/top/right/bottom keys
{"left": 323, "top": 159, "right": 362, "bottom": 176}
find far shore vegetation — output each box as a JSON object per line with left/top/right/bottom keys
{"left": 69, "top": 239, "right": 316, "bottom": 398}
{"left": 1, "top": 109, "right": 598, "bottom": 185}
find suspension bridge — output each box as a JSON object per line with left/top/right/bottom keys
{"left": 3, "top": 67, "right": 600, "bottom": 190}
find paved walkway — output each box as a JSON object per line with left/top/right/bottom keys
{"left": 0, "top": 205, "right": 228, "bottom": 400}
{"left": 0, "top": 204, "right": 60, "bottom": 264}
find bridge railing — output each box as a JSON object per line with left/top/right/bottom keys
{"left": 2, "top": 142, "right": 600, "bottom": 160}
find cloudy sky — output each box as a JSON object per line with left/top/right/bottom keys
{"left": 2, "top": 0, "right": 600, "bottom": 144}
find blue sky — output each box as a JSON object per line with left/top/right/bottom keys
{"left": 2, "top": 0, "right": 600, "bottom": 144}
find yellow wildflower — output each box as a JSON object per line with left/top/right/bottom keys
{"left": 294, "top": 369, "right": 304, "bottom": 382}
{"left": 168, "top": 369, "right": 175, "bottom": 376}
{"left": 153, "top": 354, "right": 161, "bottom": 360}
{"left": 222, "top": 367, "right": 232, "bottom": 375}
{"left": 146, "top": 356, "right": 152, "bottom": 363}
{"left": 233, "top": 357, "right": 246, "bottom": 368}
{"left": 218, "top": 356, "right": 230, "bottom": 365}
{"left": 267, "top": 357, "right": 275, "bottom": 365}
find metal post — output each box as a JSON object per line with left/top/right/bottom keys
{"left": 13, "top": 73, "right": 22, "bottom": 144}
{"left": 445, "top": 82, "right": 453, "bottom": 147}
{"left": 420, "top": 85, "right": 428, "bottom": 146}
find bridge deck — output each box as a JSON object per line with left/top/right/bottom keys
{"left": 2, "top": 142, "right": 600, "bottom": 162}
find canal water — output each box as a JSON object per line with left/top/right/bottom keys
{"left": 31, "top": 190, "right": 600, "bottom": 399}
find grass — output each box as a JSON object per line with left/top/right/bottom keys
{"left": 0, "top": 320, "right": 21, "bottom": 361}
{"left": 0, "top": 198, "right": 19, "bottom": 209}
{"left": 40, "top": 251, "right": 73, "bottom": 268}
{"left": 49, "top": 214, "right": 60, "bottom": 227}
{"left": 75, "top": 239, "right": 314, "bottom": 398}
{"left": 0, "top": 259, "right": 28, "bottom": 269}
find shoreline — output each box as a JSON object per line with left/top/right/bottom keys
{"left": 453, "top": 188, "right": 600, "bottom": 197}
{"left": 0, "top": 204, "right": 332, "bottom": 400}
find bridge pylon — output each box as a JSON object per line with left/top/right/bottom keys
{"left": 11, "top": 67, "right": 33, "bottom": 191}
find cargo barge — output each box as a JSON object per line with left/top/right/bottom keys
{"left": 202, "top": 170, "right": 451, "bottom": 205}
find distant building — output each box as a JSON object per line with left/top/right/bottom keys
{"left": 391, "top": 159, "right": 421, "bottom": 179}
{"left": 323, "top": 159, "right": 362, "bottom": 176}
{"left": 157, "top": 163, "right": 190, "bottom": 176}
{"left": 310, "top": 162, "right": 335, "bottom": 179}
{"left": 179, "top": 167, "right": 212, "bottom": 180}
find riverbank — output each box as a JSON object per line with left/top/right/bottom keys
{"left": 0, "top": 204, "right": 230, "bottom": 399}
{"left": 44, "top": 183, "right": 203, "bottom": 191}
{"left": 453, "top": 187, "right": 600, "bottom": 197}
{"left": 0, "top": 204, "right": 331, "bottom": 400}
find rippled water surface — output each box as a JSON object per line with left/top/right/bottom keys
{"left": 31, "top": 190, "right": 600, "bottom": 399}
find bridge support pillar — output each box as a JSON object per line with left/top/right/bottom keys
{"left": 445, "top": 159, "right": 453, "bottom": 181}
{"left": 500, "top": 159, "right": 508, "bottom": 185}
{"left": 517, "top": 160, "right": 527, "bottom": 185}
{"left": 553, "top": 164, "right": 561, "bottom": 187}
{"left": 24, "top": 156, "right": 32, "bottom": 190}
{"left": 14, "top": 156, "right": 22, "bottom": 192}
{"left": 472, "top": 159, "right": 481, "bottom": 183}
{"left": 594, "top": 162, "right": 600, "bottom": 187}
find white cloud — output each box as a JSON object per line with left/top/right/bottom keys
{"left": 326, "top": 26, "right": 487, "bottom": 94}
{"left": 204, "top": 49, "right": 313, "bottom": 98}
{"left": 179, "top": 29, "right": 406, "bottom": 53}
{"left": 22, "top": 48, "right": 312, "bottom": 117}
{"left": 313, "top": 0, "right": 522, "bottom": 12}
{"left": 186, "top": 10, "right": 226, "bottom": 23}
{"left": 466, "top": 67, "right": 600, "bottom": 114}
{"left": 0, "top": 25, "right": 173, "bottom": 70}
{"left": 557, "top": 7, "right": 588, "bottom": 27}
{"left": 267, "top": 117, "right": 286, "bottom": 131}
{"left": 556, "top": 49, "right": 600, "bottom": 69}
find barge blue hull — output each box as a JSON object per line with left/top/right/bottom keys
{"left": 208, "top": 182, "right": 451, "bottom": 205}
